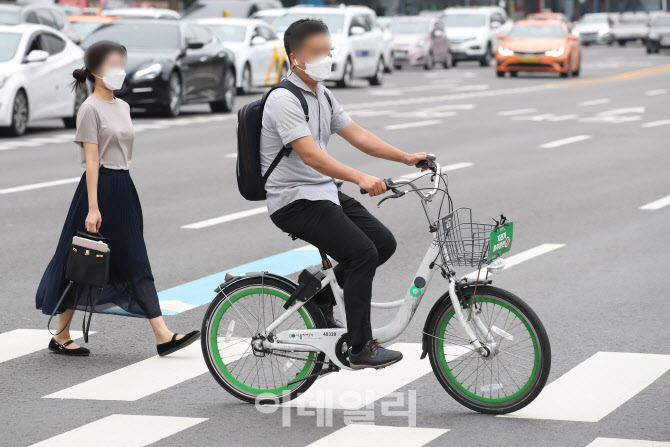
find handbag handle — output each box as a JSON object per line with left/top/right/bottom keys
{"left": 76, "top": 231, "right": 110, "bottom": 244}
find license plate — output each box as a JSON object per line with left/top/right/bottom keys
{"left": 518, "top": 56, "right": 540, "bottom": 63}
{"left": 488, "top": 222, "right": 513, "bottom": 261}
{"left": 395, "top": 50, "right": 408, "bottom": 58}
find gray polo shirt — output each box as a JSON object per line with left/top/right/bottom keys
{"left": 260, "top": 74, "right": 352, "bottom": 215}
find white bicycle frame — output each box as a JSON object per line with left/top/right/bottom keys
{"left": 261, "top": 163, "right": 497, "bottom": 370}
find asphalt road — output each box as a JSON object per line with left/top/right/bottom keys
{"left": 1, "top": 44, "right": 670, "bottom": 447}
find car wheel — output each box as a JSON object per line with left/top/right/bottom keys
{"left": 393, "top": 64, "right": 402, "bottom": 70}
{"left": 368, "top": 58, "right": 384, "bottom": 86}
{"left": 6, "top": 90, "right": 28, "bottom": 137}
{"left": 618, "top": 40, "right": 626, "bottom": 46}
{"left": 239, "top": 64, "right": 252, "bottom": 95}
{"left": 452, "top": 59, "right": 458, "bottom": 67}
{"left": 479, "top": 44, "right": 492, "bottom": 67}
{"left": 443, "top": 51, "right": 452, "bottom": 69}
{"left": 496, "top": 71, "right": 504, "bottom": 78}
{"left": 336, "top": 58, "right": 353, "bottom": 88}
{"left": 572, "top": 57, "right": 580, "bottom": 76}
{"left": 210, "top": 67, "right": 236, "bottom": 113}
{"left": 560, "top": 59, "right": 571, "bottom": 78}
{"left": 63, "top": 86, "right": 87, "bottom": 129}
{"left": 583, "top": 42, "right": 591, "bottom": 47}
{"left": 163, "top": 71, "right": 182, "bottom": 117}
{"left": 384, "top": 53, "right": 393, "bottom": 73}
{"left": 510, "top": 71, "right": 518, "bottom": 77}
{"left": 424, "top": 52, "right": 434, "bottom": 70}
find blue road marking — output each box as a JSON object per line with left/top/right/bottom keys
{"left": 157, "top": 246, "right": 318, "bottom": 314}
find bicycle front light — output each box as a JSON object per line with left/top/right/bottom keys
{"left": 487, "top": 257, "right": 506, "bottom": 274}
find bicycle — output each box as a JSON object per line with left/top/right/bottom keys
{"left": 201, "top": 154, "right": 551, "bottom": 414}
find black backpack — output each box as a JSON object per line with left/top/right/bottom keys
{"left": 236, "top": 79, "right": 331, "bottom": 201}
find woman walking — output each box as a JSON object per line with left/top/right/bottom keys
{"left": 36, "top": 41, "right": 199, "bottom": 357}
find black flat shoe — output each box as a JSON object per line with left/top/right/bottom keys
{"left": 48, "top": 338, "right": 90, "bottom": 357}
{"left": 157, "top": 331, "right": 200, "bottom": 356}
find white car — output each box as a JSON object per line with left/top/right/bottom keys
{"left": 574, "top": 13, "right": 615, "bottom": 46}
{"left": 272, "top": 6, "right": 387, "bottom": 87}
{"left": 441, "top": 7, "right": 513, "bottom": 66}
{"left": 197, "top": 18, "right": 287, "bottom": 94}
{"left": 0, "top": 24, "right": 86, "bottom": 136}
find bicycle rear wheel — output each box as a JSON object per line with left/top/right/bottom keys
{"left": 201, "top": 276, "right": 326, "bottom": 404}
{"left": 427, "top": 285, "right": 551, "bottom": 414}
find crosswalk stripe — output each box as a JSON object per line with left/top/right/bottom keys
{"left": 640, "top": 194, "right": 670, "bottom": 210}
{"left": 500, "top": 352, "right": 670, "bottom": 422}
{"left": 0, "top": 177, "right": 80, "bottom": 194}
{"left": 181, "top": 206, "right": 268, "bottom": 229}
{"left": 306, "top": 425, "right": 449, "bottom": 447}
{"left": 30, "top": 414, "right": 207, "bottom": 447}
{"left": 0, "top": 329, "right": 95, "bottom": 364}
{"left": 465, "top": 243, "right": 565, "bottom": 279}
{"left": 586, "top": 438, "right": 670, "bottom": 447}
{"left": 283, "top": 343, "right": 468, "bottom": 410}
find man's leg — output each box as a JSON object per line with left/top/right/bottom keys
{"left": 270, "top": 199, "right": 378, "bottom": 348}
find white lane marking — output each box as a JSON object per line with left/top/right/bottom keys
{"left": 181, "top": 206, "right": 268, "bottom": 229}
{"left": 465, "top": 244, "right": 564, "bottom": 280}
{"left": 44, "top": 338, "right": 247, "bottom": 401}
{"left": 579, "top": 98, "right": 611, "bottom": 106}
{"left": 450, "top": 84, "right": 489, "bottom": 92}
{"left": 403, "top": 162, "right": 474, "bottom": 180}
{"left": 497, "top": 108, "right": 537, "bottom": 116}
{"left": 644, "top": 88, "right": 668, "bottom": 96}
{"left": 0, "top": 329, "right": 94, "bottom": 364}
{"left": 224, "top": 152, "right": 237, "bottom": 158}
{"left": 347, "top": 109, "right": 396, "bottom": 118}
{"left": 306, "top": 425, "right": 449, "bottom": 447}
{"left": 640, "top": 194, "right": 670, "bottom": 210}
{"left": 641, "top": 119, "right": 670, "bottom": 128}
{"left": 0, "top": 177, "right": 79, "bottom": 194}
{"left": 580, "top": 107, "right": 645, "bottom": 124}
{"left": 587, "top": 438, "right": 670, "bottom": 447}
{"left": 385, "top": 120, "right": 441, "bottom": 131}
{"left": 30, "top": 414, "right": 207, "bottom": 447}
{"left": 284, "top": 343, "right": 468, "bottom": 410}
{"left": 539, "top": 135, "right": 592, "bottom": 149}
{"left": 513, "top": 114, "right": 578, "bottom": 122}
{"left": 500, "top": 352, "right": 670, "bottom": 422}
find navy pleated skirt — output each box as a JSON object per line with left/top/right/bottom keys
{"left": 36, "top": 167, "right": 162, "bottom": 319}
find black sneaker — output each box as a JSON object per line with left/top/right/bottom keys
{"left": 348, "top": 339, "right": 403, "bottom": 370}
{"left": 318, "top": 303, "right": 344, "bottom": 329}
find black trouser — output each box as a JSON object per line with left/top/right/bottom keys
{"left": 270, "top": 192, "right": 397, "bottom": 348}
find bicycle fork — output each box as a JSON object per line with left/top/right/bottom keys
{"left": 447, "top": 278, "right": 497, "bottom": 357}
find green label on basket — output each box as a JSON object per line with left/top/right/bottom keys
{"left": 488, "top": 222, "right": 513, "bottom": 261}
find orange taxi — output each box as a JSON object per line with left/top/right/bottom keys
{"left": 68, "top": 15, "right": 116, "bottom": 42}
{"left": 495, "top": 19, "right": 581, "bottom": 78}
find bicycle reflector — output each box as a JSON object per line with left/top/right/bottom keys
{"left": 487, "top": 256, "right": 506, "bottom": 274}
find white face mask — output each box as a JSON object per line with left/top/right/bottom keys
{"left": 295, "top": 55, "right": 332, "bottom": 82}
{"left": 96, "top": 67, "right": 126, "bottom": 91}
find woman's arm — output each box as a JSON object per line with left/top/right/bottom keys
{"left": 83, "top": 142, "right": 102, "bottom": 233}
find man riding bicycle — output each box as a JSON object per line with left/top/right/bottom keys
{"left": 261, "top": 18, "right": 427, "bottom": 369}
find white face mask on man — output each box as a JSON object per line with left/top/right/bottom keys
{"left": 294, "top": 55, "right": 333, "bottom": 82}
{"left": 95, "top": 67, "right": 126, "bottom": 91}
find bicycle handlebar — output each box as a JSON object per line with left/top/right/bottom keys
{"left": 359, "top": 154, "right": 441, "bottom": 202}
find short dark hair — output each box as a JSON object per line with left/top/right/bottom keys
{"left": 71, "top": 40, "right": 127, "bottom": 91}
{"left": 283, "top": 18, "right": 329, "bottom": 57}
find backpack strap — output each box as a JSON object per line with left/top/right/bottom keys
{"left": 323, "top": 90, "right": 333, "bottom": 110}
{"left": 259, "top": 79, "right": 309, "bottom": 184}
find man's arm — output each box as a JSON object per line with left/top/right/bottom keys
{"left": 337, "top": 121, "right": 427, "bottom": 166}
{"left": 290, "top": 135, "right": 388, "bottom": 196}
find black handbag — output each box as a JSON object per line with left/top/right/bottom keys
{"left": 48, "top": 232, "right": 111, "bottom": 343}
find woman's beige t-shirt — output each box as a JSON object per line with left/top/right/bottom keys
{"left": 74, "top": 95, "right": 134, "bottom": 170}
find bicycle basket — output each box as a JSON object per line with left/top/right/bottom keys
{"left": 435, "top": 208, "right": 496, "bottom": 267}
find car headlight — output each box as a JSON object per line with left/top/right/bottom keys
{"left": 545, "top": 47, "right": 565, "bottom": 57}
{"left": 134, "top": 63, "right": 162, "bottom": 80}
{"left": 497, "top": 46, "right": 514, "bottom": 56}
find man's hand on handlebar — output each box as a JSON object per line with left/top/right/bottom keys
{"left": 357, "top": 174, "right": 387, "bottom": 197}
{"left": 404, "top": 152, "right": 428, "bottom": 167}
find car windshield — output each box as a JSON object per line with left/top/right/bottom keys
{"left": 184, "top": 2, "right": 252, "bottom": 19}
{"left": 442, "top": 14, "right": 487, "bottom": 28}
{"left": 579, "top": 14, "right": 608, "bottom": 24}
{"left": 71, "top": 22, "right": 105, "bottom": 40}
{"left": 508, "top": 24, "right": 565, "bottom": 38}
{"left": 273, "top": 12, "right": 345, "bottom": 34}
{"left": 0, "top": 9, "right": 20, "bottom": 24}
{"left": 204, "top": 23, "right": 246, "bottom": 42}
{"left": 388, "top": 21, "right": 430, "bottom": 34}
{"left": 0, "top": 32, "right": 21, "bottom": 62}
{"left": 84, "top": 23, "right": 181, "bottom": 50}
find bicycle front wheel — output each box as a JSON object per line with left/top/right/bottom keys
{"left": 427, "top": 285, "right": 551, "bottom": 414}
{"left": 201, "top": 276, "right": 326, "bottom": 404}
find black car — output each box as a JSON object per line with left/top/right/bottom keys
{"left": 83, "top": 20, "right": 236, "bottom": 116}
{"left": 646, "top": 14, "right": 670, "bottom": 53}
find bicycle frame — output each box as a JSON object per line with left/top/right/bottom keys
{"left": 260, "top": 165, "right": 496, "bottom": 370}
